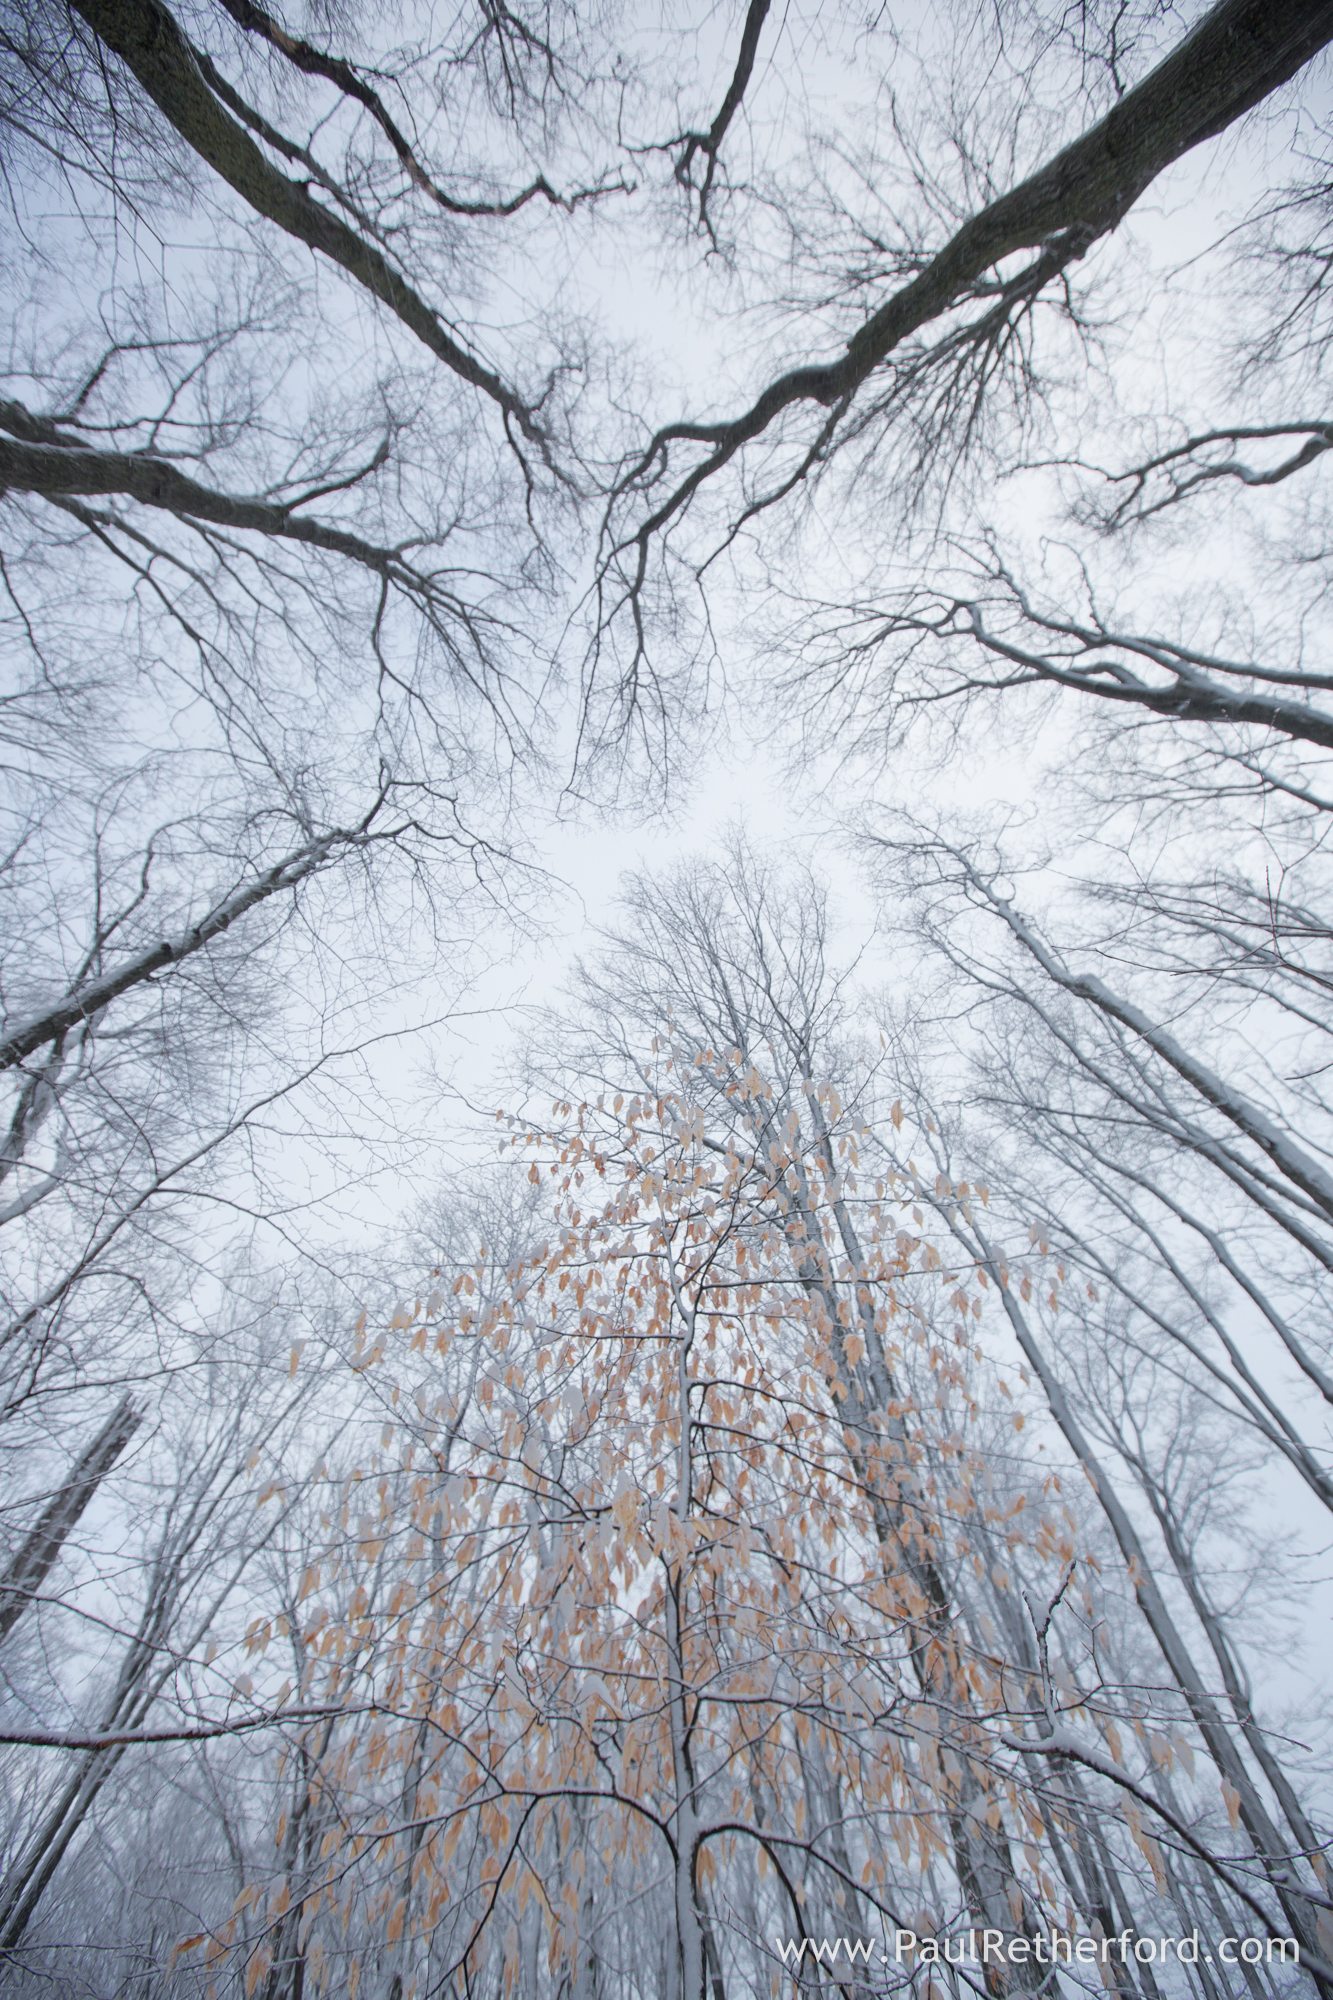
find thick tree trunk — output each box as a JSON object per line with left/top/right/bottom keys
{"left": 0, "top": 1396, "right": 141, "bottom": 1645}
{"left": 768, "top": 1126, "right": 1045, "bottom": 1993}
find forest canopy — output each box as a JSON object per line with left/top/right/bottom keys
{"left": 2, "top": 0, "right": 1333, "bottom": 1995}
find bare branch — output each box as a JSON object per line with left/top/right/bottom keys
{"left": 69, "top": 0, "right": 552, "bottom": 455}
{"left": 0, "top": 805, "right": 394, "bottom": 1075}
{"left": 603, "top": 0, "right": 1333, "bottom": 607}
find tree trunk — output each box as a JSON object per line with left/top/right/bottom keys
{"left": 0, "top": 1396, "right": 141, "bottom": 1645}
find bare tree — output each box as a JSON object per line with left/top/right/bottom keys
{"left": 589, "top": 0, "right": 1333, "bottom": 712}
{"left": 5, "top": 0, "right": 1333, "bottom": 1988}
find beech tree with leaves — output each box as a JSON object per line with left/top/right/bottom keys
{"left": 5, "top": 0, "right": 1333, "bottom": 1990}
{"left": 173, "top": 852, "right": 1328, "bottom": 1999}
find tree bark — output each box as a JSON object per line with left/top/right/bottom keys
{"left": 0, "top": 1397, "right": 141, "bottom": 1646}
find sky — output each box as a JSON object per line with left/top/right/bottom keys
{"left": 7, "top": 0, "right": 1331, "bottom": 1799}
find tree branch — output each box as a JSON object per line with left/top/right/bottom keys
{"left": 0, "top": 810, "right": 391, "bottom": 1074}
{"left": 69, "top": 0, "right": 549, "bottom": 451}
{"left": 611, "top": 0, "right": 1333, "bottom": 542}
